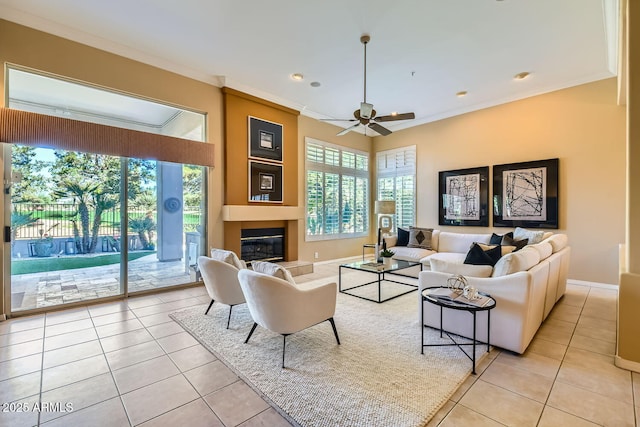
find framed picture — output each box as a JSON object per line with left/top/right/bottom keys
{"left": 439, "top": 166, "right": 489, "bottom": 226}
{"left": 493, "top": 158, "right": 559, "bottom": 228}
{"left": 249, "top": 116, "right": 283, "bottom": 162}
{"left": 249, "top": 161, "right": 283, "bottom": 203}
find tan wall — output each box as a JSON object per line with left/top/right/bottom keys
{"left": 297, "top": 116, "right": 373, "bottom": 262}
{"left": 374, "top": 78, "right": 626, "bottom": 285}
{"left": 0, "top": 20, "right": 225, "bottom": 316}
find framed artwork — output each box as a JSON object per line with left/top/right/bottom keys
{"left": 439, "top": 166, "right": 489, "bottom": 226}
{"left": 493, "top": 158, "right": 559, "bottom": 228}
{"left": 248, "top": 116, "right": 283, "bottom": 162}
{"left": 249, "top": 161, "right": 283, "bottom": 203}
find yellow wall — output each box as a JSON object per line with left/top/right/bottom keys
{"left": 374, "top": 78, "right": 626, "bottom": 285}
{"left": 0, "top": 20, "right": 225, "bottom": 316}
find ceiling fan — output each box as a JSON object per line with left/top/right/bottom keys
{"left": 323, "top": 34, "right": 415, "bottom": 136}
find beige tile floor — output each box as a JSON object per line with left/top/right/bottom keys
{"left": 0, "top": 259, "right": 635, "bottom": 427}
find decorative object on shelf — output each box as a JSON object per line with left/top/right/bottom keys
{"left": 493, "top": 158, "right": 559, "bottom": 229}
{"left": 380, "top": 248, "right": 395, "bottom": 266}
{"left": 375, "top": 200, "right": 396, "bottom": 245}
{"left": 248, "top": 116, "right": 283, "bottom": 162}
{"left": 439, "top": 166, "right": 489, "bottom": 226}
{"left": 249, "top": 161, "right": 283, "bottom": 203}
{"left": 446, "top": 274, "right": 468, "bottom": 292}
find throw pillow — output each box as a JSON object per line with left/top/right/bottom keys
{"left": 490, "top": 232, "right": 513, "bottom": 245}
{"left": 407, "top": 226, "right": 433, "bottom": 249}
{"left": 210, "top": 248, "right": 245, "bottom": 270}
{"left": 464, "top": 243, "right": 501, "bottom": 266}
{"left": 502, "top": 234, "right": 528, "bottom": 251}
{"left": 396, "top": 227, "right": 410, "bottom": 247}
{"left": 477, "top": 243, "right": 516, "bottom": 257}
{"left": 251, "top": 261, "right": 297, "bottom": 285}
{"left": 514, "top": 227, "right": 545, "bottom": 245}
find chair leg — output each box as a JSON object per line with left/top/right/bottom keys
{"left": 226, "top": 305, "right": 233, "bottom": 329}
{"left": 282, "top": 335, "right": 288, "bottom": 368}
{"left": 204, "top": 299, "right": 214, "bottom": 315}
{"left": 244, "top": 322, "right": 258, "bottom": 344}
{"left": 328, "top": 317, "right": 341, "bottom": 345}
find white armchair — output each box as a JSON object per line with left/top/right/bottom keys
{"left": 237, "top": 269, "right": 340, "bottom": 368}
{"left": 198, "top": 256, "right": 246, "bottom": 329}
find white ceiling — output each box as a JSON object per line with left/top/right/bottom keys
{"left": 0, "top": 0, "right": 619, "bottom": 135}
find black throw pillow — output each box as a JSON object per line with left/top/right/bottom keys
{"left": 502, "top": 235, "right": 528, "bottom": 251}
{"left": 464, "top": 243, "right": 502, "bottom": 266}
{"left": 396, "top": 227, "right": 410, "bottom": 247}
{"left": 490, "top": 232, "right": 513, "bottom": 245}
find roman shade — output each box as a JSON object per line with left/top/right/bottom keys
{"left": 0, "top": 107, "right": 214, "bottom": 167}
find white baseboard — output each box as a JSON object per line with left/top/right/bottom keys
{"left": 567, "top": 279, "right": 618, "bottom": 290}
{"left": 0, "top": 314, "right": 6, "bottom": 321}
{"left": 615, "top": 355, "right": 640, "bottom": 373}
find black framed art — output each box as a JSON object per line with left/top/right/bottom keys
{"left": 493, "top": 158, "right": 559, "bottom": 228}
{"left": 248, "top": 116, "right": 283, "bottom": 162}
{"left": 438, "top": 166, "right": 489, "bottom": 226}
{"left": 249, "top": 161, "right": 283, "bottom": 203}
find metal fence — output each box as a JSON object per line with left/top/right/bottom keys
{"left": 12, "top": 203, "right": 202, "bottom": 240}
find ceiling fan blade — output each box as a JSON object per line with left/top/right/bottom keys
{"left": 360, "top": 102, "right": 374, "bottom": 120}
{"left": 337, "top": 123, "right": 361, "bottom": 136}
{"left": 368, "top": 122, "right": 392, "bottom": 136}
{"left": 374, "top": 112, "right": 415, "bottom": 122}
{"left": 319, "top": 118, "right": 358, "bottom": 122}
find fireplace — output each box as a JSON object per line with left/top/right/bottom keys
{"left": 241, "top": 227, "right": 285, "bottom": 263}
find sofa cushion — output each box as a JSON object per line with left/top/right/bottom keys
{"left": 543, "top": 234, "right": 568, "bottom": 253}
{"left": 396, "top": 227, "right": 410, "bottom": 247}
{"left": 407, "top": 227, "right": 433, "bottom": 249}
{"left": 527, "top": 241, "right": 553, "bottom": 261}
{"left": 391, "top": 246, "right": 436, "bottom": 262}
{"left": 210, "top": 248, "right": 245, "bottom": 270}
{"left": 437, "top": 232, "right": 492, "bottom": 254}
{"left": 492, "top": 247, "right": 541, "bottom": 277}
{"left": 251, "top": 261, "right": 296, "bottom": 285}
{"left": 464, "top": 243, "right": 501, "bottom": 266}
{"left": 502, "top": 234, "right": 528, "bottom": 251}
{"left": 490, "top": 232, "right": 513, "bottom": 245}
{"left": 430, "top": 258, "right": 493, "bottom": 278}
{"left": 477, "top": 243, "right": 516, "bottom": 257}
{"left": 514, "top": 227, "right": 546, "bottom": 245}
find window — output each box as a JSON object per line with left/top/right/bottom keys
{"left": 306, "top": 137, "right": 369, "bottom": 240}
{"left": 376, "top": 146, "right": 416, "bottom": 228}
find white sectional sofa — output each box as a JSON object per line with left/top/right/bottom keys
{"left": 384, "top": 229, "right": 570, "bottom": 354}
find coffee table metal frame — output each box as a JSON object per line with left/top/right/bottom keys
{"left": 339, "top": 259, "right": 422, "bottom": 304}
{"left": 421, "top": 286, "right": 496, "bottom": 374}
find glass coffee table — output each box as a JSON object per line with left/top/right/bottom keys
{"left": 339, "top": 259, "right": 422, "bottom": 303}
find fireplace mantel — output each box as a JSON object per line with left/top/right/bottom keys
{"left": 222, "top": 205, "right": 303, "bottom": 222}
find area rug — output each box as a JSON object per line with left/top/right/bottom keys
{"left": 171, "top": 272, "right": 486, "bottom": 427}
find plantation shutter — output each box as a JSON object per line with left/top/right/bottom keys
{"left": 376, "top": 146, "right": 416, "bottom": 228}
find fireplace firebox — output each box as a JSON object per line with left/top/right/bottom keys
{"left": 240, "top": 228, "right": 285, "bottom": 263}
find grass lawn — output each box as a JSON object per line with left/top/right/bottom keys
{"left": 11, "top": 251, "right": 156, "bottom": 275}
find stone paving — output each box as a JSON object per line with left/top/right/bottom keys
{"left": 10, "top": 254, "right": 191, "bottom": 312}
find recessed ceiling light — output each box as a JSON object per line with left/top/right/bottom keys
{"left": 514, "top": 72, "right": 530, "bottom": 80}
{"left": 310, "top": 81, "right": 321, "bottom": 87}
{"left": 291, "top": 73, "right": 304, "bottom": 81}
{"left": 456, "top": 91, "right": 468, "bottom": 97}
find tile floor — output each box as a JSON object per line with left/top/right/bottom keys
{"left": 0, "top": 259, "right": 636, "bottom": 427}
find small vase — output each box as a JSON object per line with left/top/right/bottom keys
{"left": 382, "top": 257, "right": 393, "bottom": 267}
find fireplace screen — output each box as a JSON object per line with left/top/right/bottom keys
{"left": 240, "top": 228, "right": 285, "bottom": 262}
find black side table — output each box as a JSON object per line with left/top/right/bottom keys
{"left": 421, "top": 286, "right": 496, "bottom": 374}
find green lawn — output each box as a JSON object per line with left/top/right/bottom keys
{"left": 11, "top": 251, "right": 155, "bottom": 275}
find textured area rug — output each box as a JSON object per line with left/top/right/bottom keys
{"left": 171, "top": 272, "right": 486, "bottom": 427}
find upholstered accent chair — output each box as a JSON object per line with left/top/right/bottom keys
{"left": 198, "top": 256, "right": 246, "bottom": 328}
{"left": 237, "top": 269, "right": 340, "bottom": 368}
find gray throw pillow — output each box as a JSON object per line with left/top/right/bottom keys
{"left": 407, "top": 227, "right": 433, "bottom": 249}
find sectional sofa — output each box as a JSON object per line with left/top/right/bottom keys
{"left": 384, "top": 229, "right": 570, "bottom": 353}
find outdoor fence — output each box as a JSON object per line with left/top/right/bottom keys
{"left": 12, "top": 203, "right": 202, "bottom": 240}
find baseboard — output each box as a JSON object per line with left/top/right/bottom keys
{"left": 615, "top": 355, "right": 640, "bottom": 373}
{"left": 567, "top": 279, "right": 618, "bottom": 289}
{"left": 0, "top": 314, "right": 6, "bottom": 321}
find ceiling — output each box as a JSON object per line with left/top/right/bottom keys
{"left": 0, "top": 0, "right": 619, "bottom": 135}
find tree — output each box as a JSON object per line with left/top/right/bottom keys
{"left": 11, "top": 145, "right": 50, "bottom": 203}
